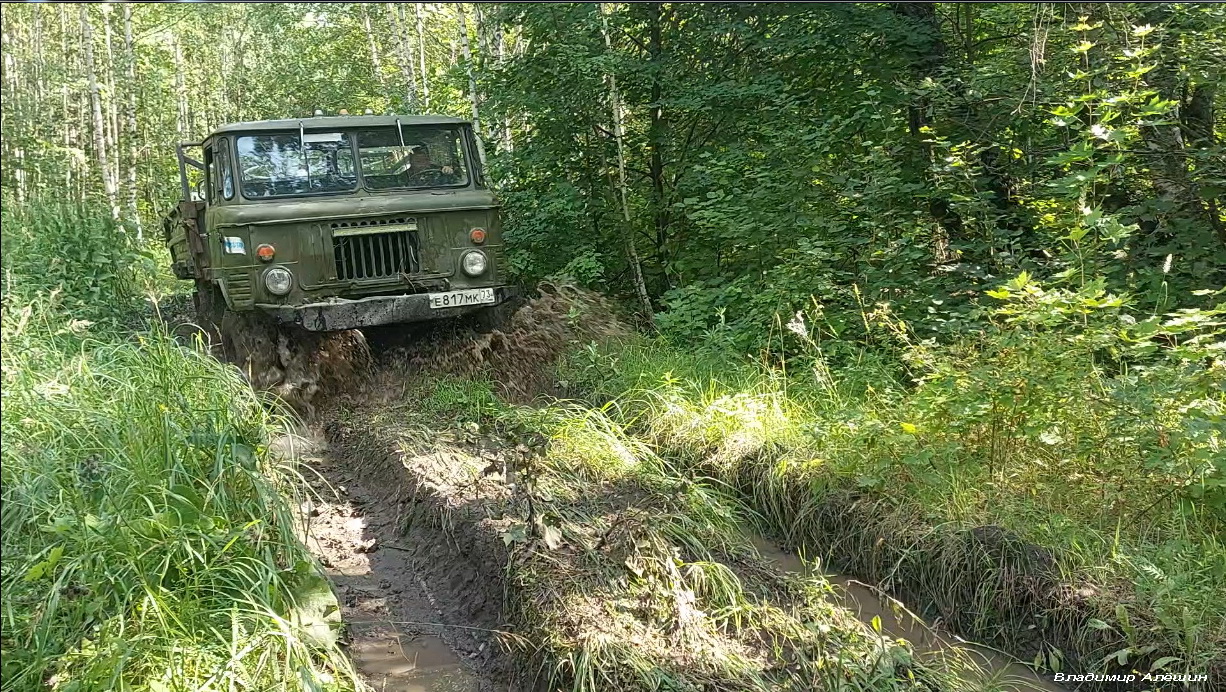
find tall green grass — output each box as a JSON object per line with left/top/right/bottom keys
{"left": 1, "top": 199, "right": 357, "bottom": 691}
{"left": 557, "top": 279, "right": 1225, "bottom": 684}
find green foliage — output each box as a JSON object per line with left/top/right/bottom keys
{"left": 1, "top": 195, "right": 149, "bottom": 324}
{"left": 0, "top": 202, "right": 357, "bottom": 691}
{"left": 484, "top": 2, "right": 1224, "bottom": 353}
{"left": 0, "top": 305, "right": 357, "bottom": 691}
{"left": 557, "top": 279, "right": 1225, "bottom": 680}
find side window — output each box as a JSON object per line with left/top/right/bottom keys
{"left": 204, "top": 146, "right": 215, "bottom": 203}
{"left": 215, "top": 139, "right": 235, "bottom": 200}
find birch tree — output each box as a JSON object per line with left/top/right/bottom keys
{"left": 416, "top": 3, "right": 430, "bottom": 110}
{"left": 122, "top": 3, "right": 141, "bottom": 237}
{"left": 456, "top": 4, "right": 481, "bottom": 134}
{"left": 600, "top": 4, "right": 654, "bottom": 324}
{"left": 360, "top": 4, "right": 386, "bottom": 90}
{"left": 173, "top": 34, "right": 188, "bottom": 139}
{"left": 80, "top": 5, "right": 120, "bottom": 223}
{"left": 389, "top": 2, "right": 417, "bottom": 109}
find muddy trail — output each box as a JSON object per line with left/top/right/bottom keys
{"left": 168, "top": 284, "right": 1071, "bottom": 691}
{"left": 295, "top": 433, "right": 506, "bottom": 692}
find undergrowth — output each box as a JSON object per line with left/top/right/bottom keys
{"left": 554, "top": 276, "right": 1225, "bottom": 686}
{"left": 1, "top": 200, "right": 358, "bottom": 691}
{"left": 359, "top": 374, "right": 1001, "bottom": 691}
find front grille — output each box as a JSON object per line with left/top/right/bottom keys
{"left": 226, "top": 273, "right": 253, "bottom": 306}
{"left": 333, "top": 231, "right": 420, "bottom": 280}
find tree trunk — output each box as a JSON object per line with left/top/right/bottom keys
{"left": 390, "top": 2, "right": 417, "bottom": 109}
{"left": 456, "top": 4, "right": 481, "bottom": 134}
{"left": 361, "top": 4, "right": 386, "bottom": 90}
{"left": 60, "top": 4, "right": 74, "bottom": 193}
{"left": 647, "top": 3, "right": 670, "bottom": 286}
{"left": 122, "top": 3, "right": 141, "bottom": 238}
{"left": 474, "top": 3, "right": 490, "bottom": 68}
{"left": 415, "top": 3, "right": 430, "bottom": 110}
{"left": 601, "top": 5, "right": 655, "bottom": 325}
{"left": 80, "top": 5, "right": 119, "bottom": 222}
{"left": 890, "top": 2, "right": 968, "bottom": 252}
{"left": 1181, "top": 83, "right": 1224, "bottom": 245}
{"left": 496, "top": 27, "right": 513, "bottom": 152}
{"left": 1, "top": 16, "right": 22, "bottom": 201}
{"left": 101, "top": 5, "right": 120, "bottom": 194}
{"left": 173, "top": 35, "right": 188, "bottom": 139}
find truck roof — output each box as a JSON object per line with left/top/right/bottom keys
{"left": 208, "top": 114, "right": 469, "bottom": 137}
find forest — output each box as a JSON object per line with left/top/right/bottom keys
{"left": 1, "top": 3, "right": 1223, "bottom": 691}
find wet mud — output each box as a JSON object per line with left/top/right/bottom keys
{"left": 289, "top": 432, "right": 511, "bottom": 692}
{"left": 750, "top": 537, "right": 1066, "bottom": 692}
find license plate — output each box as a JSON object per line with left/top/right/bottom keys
{"left": 428, "top": 288, "right": 496, "bottom": 309}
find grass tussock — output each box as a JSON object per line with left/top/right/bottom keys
{"left": 338, "top": 375, "right": 1012, "bottom": 692}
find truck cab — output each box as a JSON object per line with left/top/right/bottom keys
{"left": 163, "top": 114, "right": 516, "bottom": 332}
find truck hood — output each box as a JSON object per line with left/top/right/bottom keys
{"left": 211, "top": 189, "right": 498, "bottom": 228}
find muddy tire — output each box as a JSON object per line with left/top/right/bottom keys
{"left": 470, "top": 292, "right": 527, "bottom": 333}
{"left": 221, "top": 310, "right": 284, "bottom": 390}
{"left": 219, "top": 310, "right": 372, "bottom": 415}
{"left": 192, "top": 280, "right": 227, "bottom": 351}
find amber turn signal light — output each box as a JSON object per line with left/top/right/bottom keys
{"left": 256, "top": 244, "right": 276, "bottom": 262}
{"left": 469, "top": 228, "right": 487, "bottom": 245}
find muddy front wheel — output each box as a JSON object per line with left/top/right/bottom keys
{"left": 221, "top": 310, "right": 284, "bottom": 391}
{"left": 219, "top": 310, "right": 372, "bottom": 415}
{"left": 470, "top": 293, "right": 527, "bottom": 333}
{"left": 191, "top": 281, "right": 228, "bottom": 353}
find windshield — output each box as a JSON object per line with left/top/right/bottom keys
{"left": 237, "top": 132, "right": 357, "bottom": 198}
{"left": 356, "top": 126, "right": 468, "bottom": 190}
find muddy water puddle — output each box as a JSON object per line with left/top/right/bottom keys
{"left": 751, "top": 537, "right": 1066, "bottom": 692}
{"left": 347, "top": 625, "right": 477, "bottom": 692}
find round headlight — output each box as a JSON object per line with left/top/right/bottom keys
{"left": 263, "top": 266, "right": 293, "bottom": 295}
{"left": 461, "top": 250, "right": 488, "bottom": 277}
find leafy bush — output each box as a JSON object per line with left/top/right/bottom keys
{"left": 0, "top": 196, "right": 153, "bottom": 324}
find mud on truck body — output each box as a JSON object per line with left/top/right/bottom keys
{"left": 163, "top": 114, "right": 517, "bottom": 356}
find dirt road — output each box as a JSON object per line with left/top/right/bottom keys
{"left": 294, "top": 433, "right": 512, "bottom": 692}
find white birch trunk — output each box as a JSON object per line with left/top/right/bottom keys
{"left": 496, "top": 22, "right": 513, "bottom": 151}
{"left": 80, "top": 5, "right": 120, "bottom": 223}
{"left": 173, "top": 35, "right": 188, "bottom": 139}
{"left": 601, "top": 5, "right": 654, "bottom": 323}
{"left": 60, "top": 5, "right": 74, "bottom": 192}
{"left": 361, "top": 4, "right": 386, "bottom": 90}
{"left": 456, "top": 4, "right": 481, "bottom": 134}
{"left": 122, "top": 3, "right": 141, "bottom": 238}
{"left": 101, "top": 4, "right": 121, "bottom": 193}
{"left": 390, "top": 2, "right": 417, "bottom": 109}
{"left": 416, "top": 3, "right": 429, "bottom": 110}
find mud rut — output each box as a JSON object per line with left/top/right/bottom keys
{"left": 295, "top": 433, "right": 507, "bottom": 692}
{"left": 171, "top": 285, "right": 1066, "bottom": 692}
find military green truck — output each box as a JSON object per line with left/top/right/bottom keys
{"left": 162, "top": 114, "right": 517, "bottom": 364}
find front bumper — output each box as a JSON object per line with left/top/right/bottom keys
{"left": 257, "top": 286, "right": 519, "bottom": 332}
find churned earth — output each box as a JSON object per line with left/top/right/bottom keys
{"left": 295, "top": 431, "right": 511, "bottom": 692}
